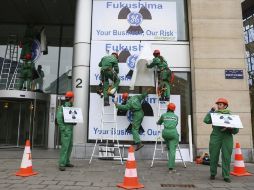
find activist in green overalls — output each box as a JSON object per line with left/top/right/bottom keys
{"left": 157, "top": 103, "right": 179, "bottom": 172}
{"left": 57, "top": 91, "right": 75, "bottom": 171}
{"left": 18, "top": 54, "right": 34, "bottom": 91}
{"left": 99, "top": 53, "right": 120, "bottom": 106}
{"left": 115, "top": 92, "right": 148, "bottom": 151}
{"left": 20, "top": 25, "right": 36, "bottom": 60}
{"left": 203, "top": 98, "right": 239, "bottom": 183}
{"left": 147, "top": 50, "right": 172, "bottom": 101}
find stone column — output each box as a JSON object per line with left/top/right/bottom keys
{"left": 72, "top": 0, "right": 92, "bottom": 152}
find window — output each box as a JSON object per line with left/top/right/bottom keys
{"left": 0, "top": 24, "right": 74, "bottom": 94}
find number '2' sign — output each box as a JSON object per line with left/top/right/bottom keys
{"left": 76, "top": 78, "right": 82, "bottom": 88}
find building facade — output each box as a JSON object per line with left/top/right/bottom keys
{"left": 0, "top": 0, "right": 253, "bottom": 161}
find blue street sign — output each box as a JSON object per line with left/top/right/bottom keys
{"left": 225, "top": 70, "right": 244, "bottom": 79}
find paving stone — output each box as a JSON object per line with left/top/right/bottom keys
{"left": 229, "top": 183, "right": 247, "bottom": 187}
{"left": 58, "top": 181, "right": 75, "bottom": 185}
{"left": 5, "top": 179, "right": 25, "bottom": 184}
{"left": 39, "top": 176, "right": 56, "bottom": 180}
{"left": 75, "top": 181, "right": 92, "bottom": 186}
{"left": 82, "top": 187, "right": 101, "bottom": 190}
{"left": 0, "top": 183, "right": 11, "bottom": 188}
{"left": 8, "top": 183, "right": 29, "bottom": 188}
{"left": 40, "top": 180, "right": 59, "bottom": 185}
{"left": 28, "top": 184, "right": 47, "bottom": 189}
{"left": 46, "top": 185, "right": 64, "bottom": 189}
{"left": 63, "top": 185, "right": 83, "bottom": 190}
{"left": 211, "top": 182, "right": 231, "bottom": 188}
{"left": 194, "top": 183, "right": 213, "bottom": 188}
{"left": 24, "top": 179, "right": 43, "bottom": 185}
{"left": 0, "top": 179, "right": 7, "bottom": 183}
{"left": 245, "top": 183, "right": 254, "bottom": 187}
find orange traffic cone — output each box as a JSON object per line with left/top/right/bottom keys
{"left": 16, "top": 140, "right": 38, "bottom": 177}
{"left": 230, "top": 142, "right": 252, "bottom": 176}
{"left": 117, "top": 146, "right": 144, "bottom": 189}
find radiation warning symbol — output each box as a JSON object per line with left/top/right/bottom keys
{"left": 219, "top": 115, "right": 233, "bottom": 124}
{"left": 69, "top": 110, "right": 78, "bottom": 119}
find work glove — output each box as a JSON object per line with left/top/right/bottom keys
{"left": 226, "top": 128, "right": 236, "bottom": 134}
{"left": 210, "top": 107, "right": 216, "bottom": 113}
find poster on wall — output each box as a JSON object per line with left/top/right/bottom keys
{"left": 90, "top": 41, "right": 152, "bottom": 86}
{"left": 92, "top": 1, "right": 177, "bottom": 41}
{"left": 90, "top": 41, "right": 191, "bottom": 87}
{"left": 88, "top": 93, "right": 181, "bottom": 141}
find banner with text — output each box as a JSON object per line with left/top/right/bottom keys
{"left": 88, "top": 93, "right": 181, "bottom": 141}
{"left": 90, "top": 41, "right": 149, "bottom": 86}
{"left": 92, "top": 1, "right": 177, "bottom": 41}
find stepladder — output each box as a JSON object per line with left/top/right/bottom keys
{"left": 151, "top": 100, "right": 187, "bottom": 168}
{"left": 0, "top": 35, "right": 19, "bottom": 90}
{"left": 89, "top": 95, "right": 123, "bottom": 165}
{"left": 8, "top": 60, "right": 21, "bottom": 90}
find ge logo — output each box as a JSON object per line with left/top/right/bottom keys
{"left": 127, "top": 12, "right": 143, "bottom": 26}
{"left": 69, "top": 110, "right": 78, "bottom": 119}
{"left": 127, "top": 54, "right": 138, "bottom": 70}
{"left": 127, "top": 111, "right": 133, "bottom": 123}
{"left": 31, "top": 39, "right": 42, "bottom": 63}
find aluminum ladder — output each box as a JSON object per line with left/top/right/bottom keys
{"left": 0, "top": 35, "right": 19, "bottom": 90}
{"left": 151, "top": 74, "right": 186, "bottom": 168}
{"left": 89, "top": 95, "right": 123, "bottom": 165}
{"left": 8, "top": 60, "right": 21, "bottom": 90}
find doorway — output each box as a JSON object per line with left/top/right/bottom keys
{"left": 0, "top": 99, "right": 48, "bottom": 148}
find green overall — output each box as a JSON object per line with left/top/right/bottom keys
{"left": 116, "top": 93, "right": 148, "bottom": 144}
{"left": 57, "top": 102, "right": 75, "bottom": 167}
{"left": 19, "top": 60, "right": 34, "bottom": 90}
{"left": 157, "top": 111, "right": 179, "bottom": 169}
{"left": 20, "top": 26, "right": 36, "bottom": 60}
{"left": 99, "top": 55, "right": 120, "bottom": 99}
{"left": 204, "top": 109, "right": 239, "bottom": 179}
{"left": 147, "top": 56, "right": 171, "bottom": 99}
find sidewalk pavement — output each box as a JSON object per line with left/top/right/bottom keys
{"left": 0, "top": 158, "right": 253, "bottom": 190}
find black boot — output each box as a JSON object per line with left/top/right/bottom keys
{"left": 210, "top": 175, "right": 215, "bottom": 180}
{"left": 164, "top": 97, "right": 170, "bottom": 102}
{"left": 59, "top": 166, "right": 65, "bottom": 171}
{"left": 224, "top": 178, "right": 231, "bottom": 183}
{"left": 159, "top": 97, "right": 164, "bottom": 101}
{"left": 66, "top": 163, "right": 74, "bottom": 167}
{"left": 135, "top": 143, "right": 144, "bottom": 151}
{"left": 104, "top": 97, "right": 110, "bottom": 106}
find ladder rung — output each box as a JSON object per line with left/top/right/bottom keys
{"left": 102, "top": 121, "right": 116, "bottom": 123}
{"left": 99, "top": 146, "right": 122, "bottom": 150}
{"left": 103, "top": 113, "right": 115, "bottom": 115}
{"left": 155, "top": 149, "right": 164, "bottom": 151}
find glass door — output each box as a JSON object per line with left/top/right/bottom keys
{"left": 0, "top": 100, "right": 33, "bottom": 147}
